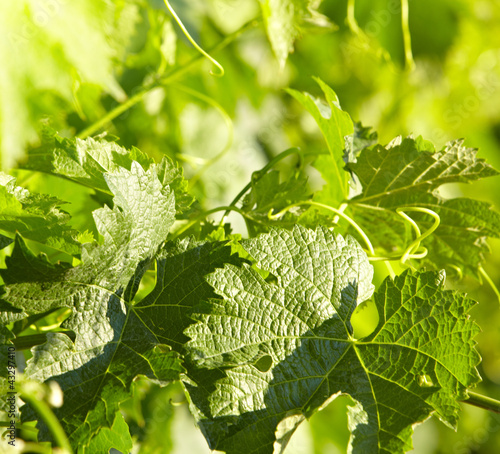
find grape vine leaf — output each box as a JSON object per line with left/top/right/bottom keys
{"left": 0, "top": 172, "right": 80, "bottom": 256}
{"left": 259, "top": 1, "right": 331, "bottom": 66}
{"left": 287, "top": 78, "right": 354, "bottom": 206}
{"left": 24, "top": 134, "right": 194, "bottom": 214}
{"left": 345, "top": 136, "right": 500, "bottom": 277}
{"left": 185, "top": 225, "right": 480, "bottom": 454}
{"left": 0, "top": 162, "right": 184, "bottom": 448}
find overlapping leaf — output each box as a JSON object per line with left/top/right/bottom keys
{"left": 24, "top": 134, "right": 194, "bottom": 214}
{"left": 0, "top": 172, "right": 80, "bottom": 256}
{"left": 0, "top": 162, "right": 183, "bottom": 448}
{"left": 346, "top": 136, "right": 500, "bottom": 277}
{"left": 185, "top": 225, "right": 480, "bottom": 454}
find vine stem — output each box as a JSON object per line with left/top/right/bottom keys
{"left": 401, "top": 0, "right": 415, "bottom": 71}
{"left": 478, "top": 265, "right": 500, "bottom": 304}
{"left": 462, "top": 391, "right": 500, "bottom": 414}
{"left": 172, "top": 205, "right": 252, "bottom": 239}
{"left": 346, "top": 0, "right": 362, "bottom": 34}
{"left": 220, "top": 147, "right": 303, "bottom": 225}
{"left": 20, "top": 389, "right": 73, "bottom": 453}
{"left": 77, "top": 19, "right": 259, "bottom": 139}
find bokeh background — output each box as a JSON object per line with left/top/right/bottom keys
{"left": 1, "top": 0, "right": 500, "bottom": 452}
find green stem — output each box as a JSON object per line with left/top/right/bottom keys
{"left": 20, "top": 393, "right": 73, "bottom": 453}
{"left": 11, "top": 334, "right": 48, "bottom": 350}
{"left": 401, "top": 0, "right": 415, "bottom": 71}
{"left": 164, "top": 0, "right": 224, "bottom": 77}
{"left": 462, "top": 391, "right": 500, "bottom": 414}
{"left": 20, "top": 443, "right": 52, "bottom": 454}
{"left": 77, "top": 19, "right": 259, "bottom": 139}
{"left": 220, "top": 147, "right": 303, "bottom": 224}
{"left": 346, "top": 0, "right": 362, "bottom": 34}
{"left": 478, "top": 265, "right": 500, "bottom": 304}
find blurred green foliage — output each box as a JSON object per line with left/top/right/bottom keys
{"left": 2, "top": 0, "right": 500, "bottom": 452}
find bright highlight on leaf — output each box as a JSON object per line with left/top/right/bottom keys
{"left": 185, "top": 225, "right": 481, "bottom": 454}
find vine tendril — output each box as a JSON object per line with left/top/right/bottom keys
{"left": 268, "top": 201, "right": 375, "bottom": 256}
{"left": 396, "top": 207, "right": 440, "bottom": 267}
{"left": 401, "top": 0, "right": 415, "bottom": 71}
{"left": 219, "top": 147, "right": 304, "bottom": 225}
{"left": 164, "top": 0, "right": 224, "bottom": 77}
{"left": 478, "top": 265, "right": 500, "bottom": 304}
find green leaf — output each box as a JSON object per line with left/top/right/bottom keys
{"left": 259, "top": 0, "right": 331, "bottom": 66}
{"left": 0, "top": 172, "right": 80, "bottom": 257}
{"left": 24, "top": 134, "right": 194, "bottom": 214}
{"left": 241, "top": 170, "right": 310, "bottom": 233}
{"left": 346, "top": 137, "right": 500, "bottom": 277}
{"left": 81, "top": 411, "right": 133, "bottom": 454}
{"left": 287, "top": 79, "right": 354, "bottom": 206}
{"left": 185, "top": 225, "right": 480, "bottom": 454}
{"left": 135, "top": 237, "right": 244, "bottom": 354}
{"left": 1, "top": 162, "right": 183, "bottom": 449}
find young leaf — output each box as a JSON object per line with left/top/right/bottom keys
{"left": 346, "top": 137, "right": 500, "bottom": 277}
{"left": 287, "top": 78, "right": 354, "bottom": 206}
{"left": 259, "top": 0, "right": 331, "bottom": 66}
{"left": 185, "top": 225, "right": 480, "bottom": 454}
{"left": 0, "top": 173, "right": 80, "bottom": 257}
{"left": 1, "top": 162, "right": 182, "bottom": 449}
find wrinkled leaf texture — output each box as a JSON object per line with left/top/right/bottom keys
{"left": 186, "top": 225, "right": 481, "bottom": 454}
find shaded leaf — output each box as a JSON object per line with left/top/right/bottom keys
{"left": 185, "top": 225, "right": 480, "bottom": 454}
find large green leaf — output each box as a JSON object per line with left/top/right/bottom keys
{"left": 1, "top": 162, "right": 182, "bottom": 449}
{"left": 346, "top": 136, "right": 500, "bottom": 277}
{"left": 0, "top": 172, "right": 80, "bottom": 256}
{"left": 185, "top": 225, "right": 480, "bottom": 454}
